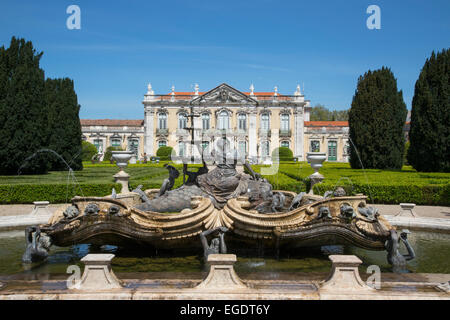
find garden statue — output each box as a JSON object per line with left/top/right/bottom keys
{"left": 183, "top": 160, "right": 209, "bottom": 186}
{"left": 386, "top": 229, "right": 416, "bottom": 273}
{"left": 159, "top": 164, "right": 180, "bottom": 196}
{"left": 200, "top": 226, "right": 228, "bottom": 261}
{"left": 22, "top": 226, "right": 52, "bottom": 263}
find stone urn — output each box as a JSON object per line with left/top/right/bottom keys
{"left": 306, "top": 152, "right": 326, "bottom": 194}
{"left": 111, "top": 151, "right": 134, "bottom": 193}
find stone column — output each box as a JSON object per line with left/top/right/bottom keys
{"left": 294, "top": 107, "right": 304, "bottom": 161}
{"left": 248, "top": 110, "right": 258, "bottom": 163}
{"left": 144, "top": 107, "right": 155, "bottom": 156}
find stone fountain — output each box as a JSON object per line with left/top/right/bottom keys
{"left": 22, "top": 140, "right": 416, "bottom": 272}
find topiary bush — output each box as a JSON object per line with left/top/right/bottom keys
{"left": 81, "top": 141, "right": 98, "bottom": 161}
{"left": 156, "top": 146, "right": 174, "bottom": 161}
{"left": 104, "top": 146, "right": 124, "bottom": 163}
{"left": 272, "top": 147, "right": 294, "bottom": 161}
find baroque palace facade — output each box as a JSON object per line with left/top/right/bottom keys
{"left": 81, "top": 83, "right": 351, "bottom": 163}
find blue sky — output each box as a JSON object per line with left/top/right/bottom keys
{"left": 0, "top": 0, "right": 448, "bottom": 119}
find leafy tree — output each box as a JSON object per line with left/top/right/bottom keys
{"left": 310, "top": 104, "right": 348, "bottom": 121}
{"left": 104, "top": 146, "right": 124, "bottom": 163}
{"left": 156, "top": 146, "right": 174, "bottom": 161}
{"left": 45, "top": 78, "right": 83, "bottom": 171}
{"left": 81, "top": 141, "right": 98, "bottom": 161}
{"left": 349, "top": 67, "right": 407, "bottom": 169}
{"left": 272, "top": 147, "right": 293, "bottom": 161}
{"left": 0, "top": 37, "right": 49, "bottom": 175}
{"left": 407, "top": 49, "right": 449, "bottom": 172}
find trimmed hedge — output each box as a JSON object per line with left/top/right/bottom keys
{"left": 0, "top": 183, "right": 121, "bottom": 204}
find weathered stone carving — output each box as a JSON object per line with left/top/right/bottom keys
{"left": 386, "top": 229, "right": 415, "bottom": 273}
{"left": 63, "top": 205, "right": 79, "bottom": 219}
{"left": 84, "top": 203, "right": 100, "bottom": 216}
{"left": 200, "top": 226, "right": 228, "bottom": 261}
{"left": 22, "top": 226, "right": 52, "bottom": 263}
{"left": 159, "top": 164, "right": 179, "bottom": 196}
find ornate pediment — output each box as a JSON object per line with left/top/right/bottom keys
{"left": 191, "top": 83, "right": 258, "bottom": 105}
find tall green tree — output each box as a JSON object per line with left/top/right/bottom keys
{"left": 310, "top": 104, "right": 348, "bottom": 121}
{"left": 0, "top": 37, "right": 49, "bottom": 175}
{"left": 407, "top": 49, "right": 449, "bottom": 172}
{"left": 349, "top": 67, "right": 407, "bottom": 169}
{"left": 45, "top": 78, "right": 83, "bottom": 171}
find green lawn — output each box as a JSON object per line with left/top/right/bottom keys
{"left": 0, "top": 161, "right": 448, "bottom": 205}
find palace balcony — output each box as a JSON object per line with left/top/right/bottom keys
{"left": 279, "top": 129, "right": 292, "bottom": 137}
{"left": 258, "top": 128, "right": 271, "bottom": 137}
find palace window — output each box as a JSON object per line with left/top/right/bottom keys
{"left": 158, "top": 113, "right": 167, "bottom": 129}
{"left": 158, "top": 140, "right": 167, "bottom": 148}
{"left": 93, "top": 139, "right": 103, "bottom": 153}
{"left": 310, "top": 140, "right": 320, "bottom": 152}
{"left": 238, "top": 113, "right": 247, "bottom": 131}
{"left": 281, "top": 141, "right": 290, "bottom": 148}
{"left": 111, "top": 138, "right": 121, "bottom": 147}
{"left": 178, "top": 141, "right": 186, "bottom": 157}
{"left": 261, "top": 113, "right": 270, "bottom": 130}
{"left": 328, "top": 141, "right": 337, "bottom": 161}
{"left": 178, "top": 113, "right": 188, "bottom": 129}
{"left": 280, "top": 114, "right": 290, "bottom": 131}
{"left": 218, "top": 111, "right": 230, "bottom": 130}
{"left": 202, "top": 113, "right": 210, "bottom": 130}
{"left": 238, "top": 141, "right": 247, "bottom": 158}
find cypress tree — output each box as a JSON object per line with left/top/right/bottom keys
{"left": 349, "top": 67, "right": 407, "bottom": 169}
{"left": 407, "top": 49, "right": 449, "bottom": 172}
{"left": 45, "top": 78, "right": 83, "bottom": 171}
{"left": 0, "top": 37, "right": 49, "bottom": 175}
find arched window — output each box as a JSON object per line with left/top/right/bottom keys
{"left": 111, "top": 138, "right": 121, "bottom": 147}
{"left": 158, "top": 113, "right": 167, "bottom": 129}
{"left": 178, "top": 113, "right": 188, "bottom": 129}
{"left": 238, "top": 141, "right": 247, "bottom": 157}
{"left": 310, "top": 140, "right": 320, "bottom": 152}
{"left": 280, "top": 113, "right": 290, "bottom": 131}
{"left": 158, "top": 140, "right": 167, "bottom": 148}
{"left": 202, "top": 113, "right": 210, "bottom": 130}
{"left": 238, "top": 113, "right": 247, "bottom": 130}
{"left": 218, "top": 110, "right": 230, "bottom": 130}
{"left": 281, "top": 141, "right": 290, "bottom": 148}
{"left": 261, "top": 113, "right": 270, "bottom": 130}
{"left": 178, "top": 141, "right": 186, "bottom": 157}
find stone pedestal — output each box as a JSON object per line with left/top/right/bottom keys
{"left": 113, "top": 170, "right": 130, "bottom": 194}
{"left": 195, "top": 254, "right": 247, "bottom": 291}
{"left": 396, "top": 203, "right": 418, "bottom": 218}
{"left": 320, "top": 255, "right": 374, "bottom": 293}
{"left": 308, "top": 172, "right": 324, "bottom": 195}
{"left": 77, "top": 254, "right": 122, "bottom": 291}
{"left": 30, "top": 201, "right": 51, "bottom": 216}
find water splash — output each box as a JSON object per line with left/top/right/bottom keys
{"left": 15, "top": 148, "right": 85, "bottom": 203}
{"left": 347, "top": 138, "right": 374, "bottom": 204}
